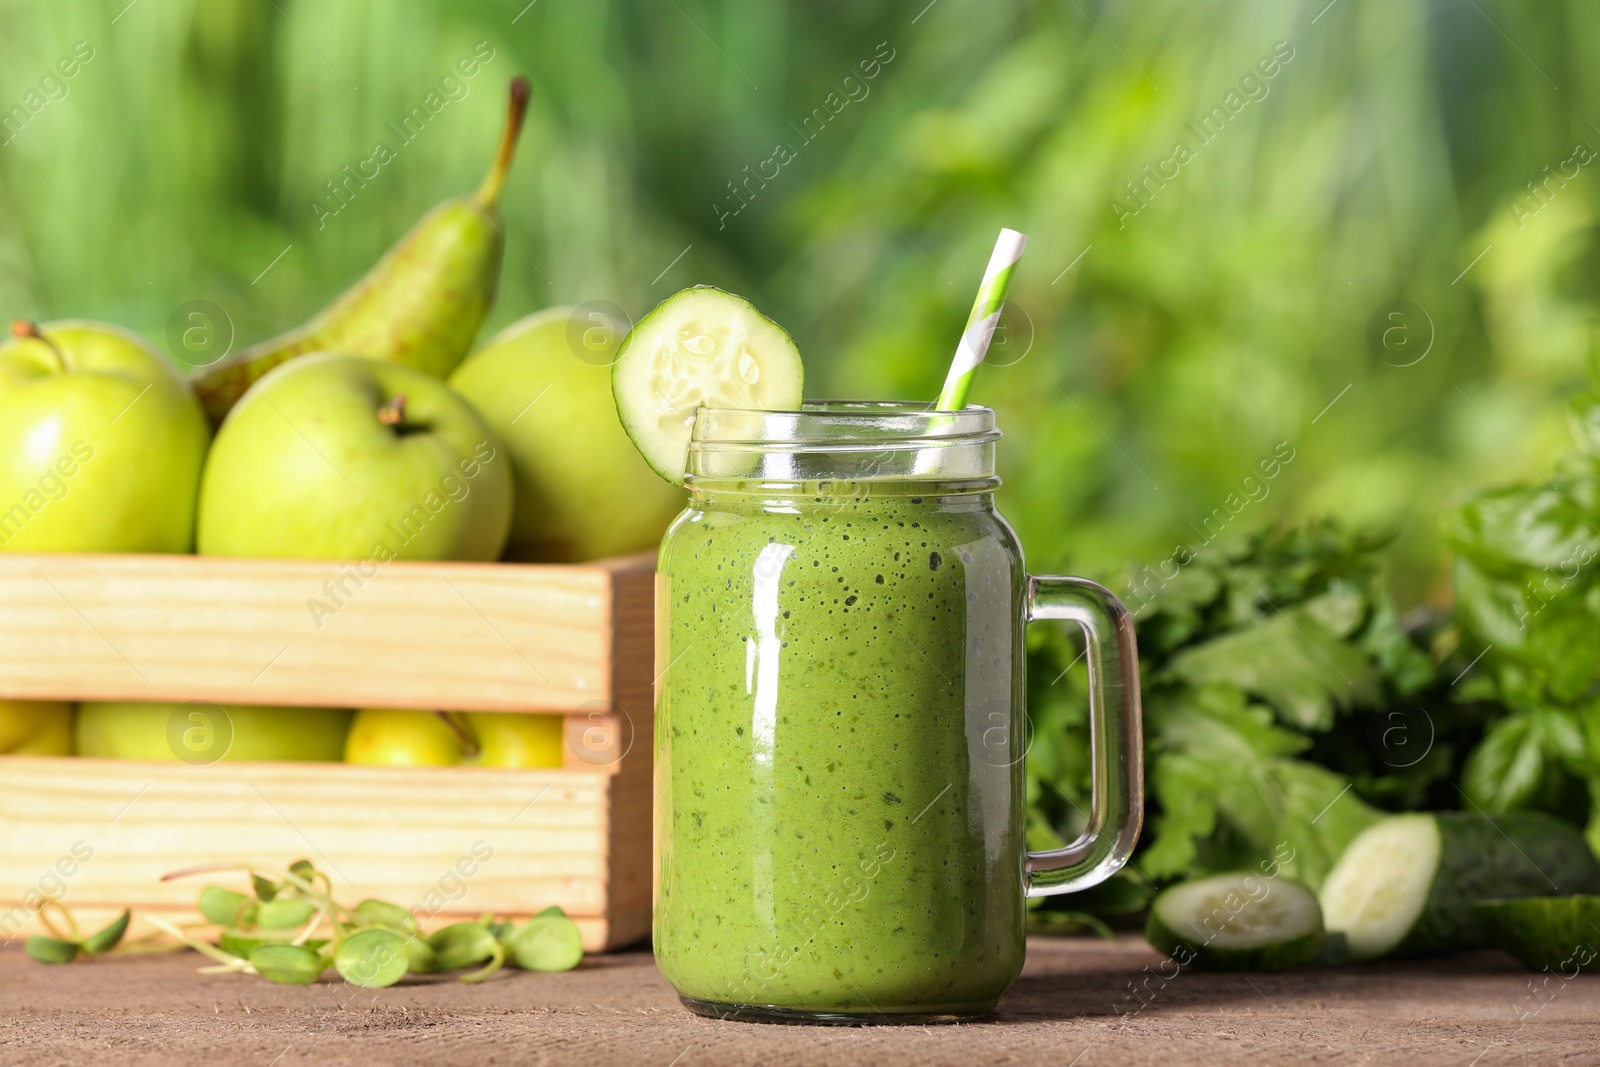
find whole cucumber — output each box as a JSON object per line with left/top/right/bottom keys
{"left": 1321, "top": 812, "right": 1600, "bottom": 959}
{"left": 1475, "top": 896, "right": 1600, "bottom": 971}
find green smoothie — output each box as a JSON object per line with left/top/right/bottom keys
{"left": 654, "top": 481, "right": 1027, "bottom": 1017}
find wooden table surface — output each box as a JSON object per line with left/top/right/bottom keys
{"left": 2, "top": 936, "right": 1596, "bottom": 1066}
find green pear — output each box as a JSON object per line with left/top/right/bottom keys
{"left": 449, "top": 308, "right": 683, "bottom": 561}
{"left": 196, "top": 353, "right": 512, "bottom": 562}
{"left": 0, "top": 320, "right": 210, "bottom": 553}
{"left": 77, "top": 702, "right": 351, "bottom": 762}
{"left": 192, "top": 77, "right": 533, "bottom": 425}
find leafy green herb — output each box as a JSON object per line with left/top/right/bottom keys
{"left": 1446, "top": 382, "right": 1600, "bottom": 849}
{"left": 1027, "top": 521, "right": 1481, "bottom": 920}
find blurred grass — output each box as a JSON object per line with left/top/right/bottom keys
{"left": 1, "top": 0, "right": 1597, "bottom": 602}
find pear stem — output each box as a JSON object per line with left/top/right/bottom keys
{"left": 10, "top": 320, "right": 66, "bottom": 370}
{"left": 377, "top": 394, "right": 408, "bottom": 428}
{"left": 473, "top": 76, "right": 531, "bottom": 208}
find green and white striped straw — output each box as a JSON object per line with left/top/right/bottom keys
{"left": 935, "top": 227, "right": 1028, "bottom": 411}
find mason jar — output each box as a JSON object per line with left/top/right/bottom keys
{"left": 653, "top": 401, "right": 1142, "bottom": 1024}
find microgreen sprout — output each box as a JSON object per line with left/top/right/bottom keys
{"left": 25, "top": 857, "right": 586, "bottom": 986}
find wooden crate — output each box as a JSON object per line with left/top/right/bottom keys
{"left": 0, "top": 552, "right": 655, "bottom": 953}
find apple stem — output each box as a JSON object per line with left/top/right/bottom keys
{"left": 377, "top": 394, "right": 408, "bottom": 428}
{"left": 437, "top": 712, "right": 480, "bottom": 758}
{"left": 473, "top": 76, "right": 531, "bottom": 209}
{"left": 10, "top": 320, "right": 66, "bottom": 370}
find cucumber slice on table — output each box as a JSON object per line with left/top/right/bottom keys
{"left": 1320, "top": 812, "right": 1600, "bottom": 960}
{"left": 612, "top": 286, "right": 803, "bottom": 483}
{"left": 1144, "top": 871, "right": 1324, "bottom": 971}
{"left": 1475, "top": 896, "right": 1600, "bottom": 972}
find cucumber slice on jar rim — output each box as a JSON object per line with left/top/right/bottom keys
{"left": 612, "top": 286, "right": 804, "bottom": 484}
{"left": 1144, "top": 871, "right": 1324, "bottom": 971}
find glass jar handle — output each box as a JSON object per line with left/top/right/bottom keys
{"left": 1023, "top": 575, "right": 1144, "bottom": 897}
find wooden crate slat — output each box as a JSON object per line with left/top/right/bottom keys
{"left": 1, "top": 766, "right": 610, "bottom": 829}
{"left": 0, "top": 757, "right": 634, "bottom": 942}
{"left": 0, "top": 753, "right": 654, "bottom": 950}
{"left": 0, "top": 553, "right": 653, "bottom": 712}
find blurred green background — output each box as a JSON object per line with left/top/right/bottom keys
{"left": 2, "top": 0, "right": 1596, "bottom": 603}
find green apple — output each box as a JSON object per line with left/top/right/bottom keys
{"left": 449, "top": 308, "right": 682, "bottom": 562}
{"left": 0, "top": 699, "right": 74, "bottom": 755}
{"left": 197, "top": 353, "right": 512, "bottom": 561}
{"left": 0, "top": 320, "right": 210, "bottom": 553}
{"left": 342, "top": 708, "right": 565, "bottom": 768}
{"left": 77, "top": 702, "right": 351, "bottom": 762}
{"left": 464, "top": 711, "right": 563, "bottom": 768}
{"left": 345, "top": 708, "right": 466, "bottom": 766}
